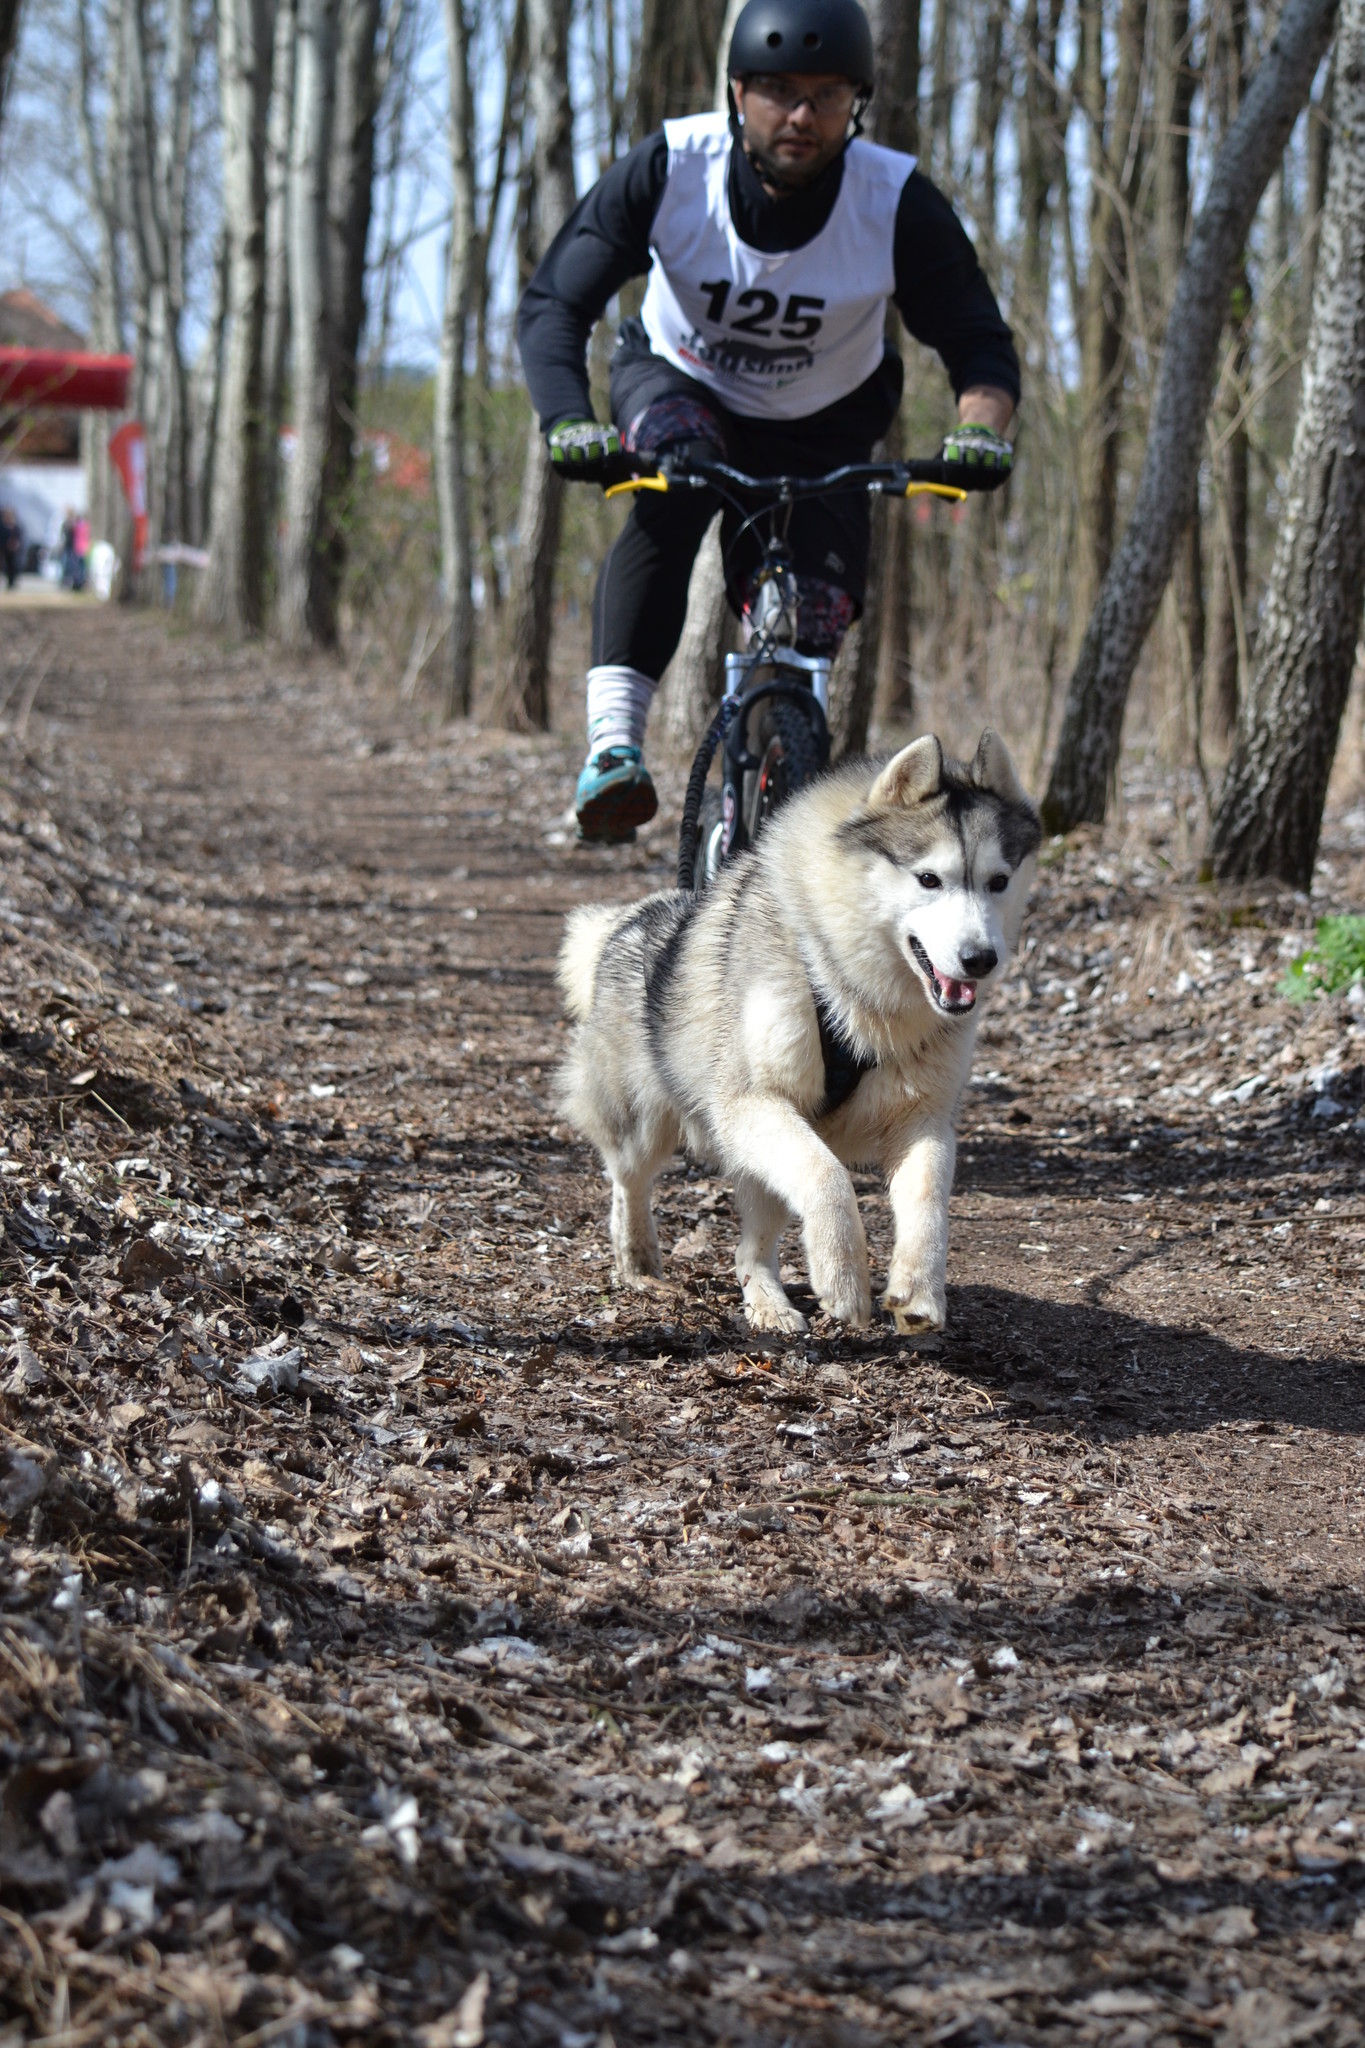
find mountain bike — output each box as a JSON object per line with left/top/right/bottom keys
{"left": 602, "top": 452, "right": 997, "bottom": 889}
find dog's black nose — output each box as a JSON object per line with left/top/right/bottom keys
{"left": 960, "top": 947, "right": 998, "bottom": 979}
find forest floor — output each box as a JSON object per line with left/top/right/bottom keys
{"left": 1, "top": 603, "right": 1364, "bottom": 2048}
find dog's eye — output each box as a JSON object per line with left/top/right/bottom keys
{"left": 988, "top": 873, "right": 1010, "bottom": 894}
{"left": 916, "top": 872, "right": 942, "bottom": 890}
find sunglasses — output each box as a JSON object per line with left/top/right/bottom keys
{"left": 742, "top": 75, "right": 859, "bottom": 117}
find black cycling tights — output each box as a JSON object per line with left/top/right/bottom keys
{"left": 591, "top": 485, "right": 719, "bottom": 678}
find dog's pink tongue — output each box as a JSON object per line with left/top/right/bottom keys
{"left": 935, "top": 968, "right": 977, "bottom": 1008}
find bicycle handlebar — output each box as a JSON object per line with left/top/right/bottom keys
{"left": 589, "top": 451, "right": 1002, "bottom": 500}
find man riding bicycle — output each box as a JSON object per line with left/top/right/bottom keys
{"left": 516, "top": 0, "right": 1020, "bottom": 844}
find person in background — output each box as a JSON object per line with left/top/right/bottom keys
{"left": 72, "top": 512, "right": 91, "bottom": 593}
{"left": 59, "top": 509, "right": 77, "bottom": 587}
{"left": 0, "top": 506, "right": 24, "bottom": 590}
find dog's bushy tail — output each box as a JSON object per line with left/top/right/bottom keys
{"left": 557, "top": 904, "right": 626, "bottom": 1021}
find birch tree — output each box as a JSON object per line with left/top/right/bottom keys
{"left": 189, "top": 222, "right": 229, "bottom": 546}
{"left": 279, "top": 0, "right": 340, "bottom": 643}
{"left": 434, "top": 0, "right": 478, "bottom": 716}
{"left": 198, "top": 0, "right": 277, "bottom": 633}
{"left": 1041, "top": 0, "right": 1340, "bottom": 833}
{"left": 496, "top": 0, "right": 575, "bottom": 728}
{"left": 76, "top": 0, "right": 126, "bottom": 552}
{"left": 261, "top": 0, "right": 298, "bottom": 533}
{"left": 1209, "top": 0, "right": 1365, "bottom": 888}
{"left": 123, "top": 0, "right": 196, "bottom": 555}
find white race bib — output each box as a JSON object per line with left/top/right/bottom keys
{"left": 639, "top": 113, "right": 913, "bottom": 421}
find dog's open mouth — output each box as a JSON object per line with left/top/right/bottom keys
{"left": 908, "top": 937, "right": 977, "bottom": 1013}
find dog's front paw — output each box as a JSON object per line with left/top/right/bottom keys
{"left": 806, "top": 1211, "right": 871, "bottom": 1328}
{"left": 616, "top": 1261, "right": 668, "bottom": 1293}
{"left": 814, "top": 1273, "right": 872, "bottom": 1328}
{"left": 745, "top": 1297, "right": 808, "bottom": 1336}
{"left": 882, "top": 1287, "right": 945, "bottom": 1337}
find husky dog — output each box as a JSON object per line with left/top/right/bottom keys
{"left": 557, "top": 732, "right": 1040, "bottom": 1337}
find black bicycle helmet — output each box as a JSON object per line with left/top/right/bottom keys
{"left": 727, "top": 0, "right": 876, "bottom": 93}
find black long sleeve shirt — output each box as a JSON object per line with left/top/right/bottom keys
{"left": 516, "top": 129, "right": 1020, "bottom": 431}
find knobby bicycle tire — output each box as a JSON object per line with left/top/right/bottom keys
{"left": 744, "top": 695, "right": 825, "bottom": 842}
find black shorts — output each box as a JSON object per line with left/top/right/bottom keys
{"left": 590, "top": 323, "right": 902, "bottom": 677}
{"left": 609, "top": 317, "right": 901, "bottom": 611}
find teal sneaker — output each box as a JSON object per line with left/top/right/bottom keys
{"left": 574, "top": 745, "right": 658, "bottom": 843}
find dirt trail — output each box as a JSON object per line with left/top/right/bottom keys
{"left": 1, "top": 606, "right": 1364, "bottom": 2046}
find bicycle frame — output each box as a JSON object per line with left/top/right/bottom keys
{"left": 598, "top": 451, "right": 996, "bottom": 888}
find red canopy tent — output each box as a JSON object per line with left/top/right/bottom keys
{"left": 1, "top": 348, "right": 145, "bottom": 573}
{"left": 0, "top": 348, "right": 133, "bottom": 412}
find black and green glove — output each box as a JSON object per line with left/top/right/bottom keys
{"left": 940, "top": 422, "right": 1014, "bottom": 487}
{"left": 547, "top": 418, "right": 623, "bottom": 476}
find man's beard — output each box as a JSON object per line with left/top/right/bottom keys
{"left": 741, "top": 134, "right": 840, "bottom": 194}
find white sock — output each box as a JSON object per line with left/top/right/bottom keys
{"left": 585, "top": 664, "right": 655, "bottom": 758}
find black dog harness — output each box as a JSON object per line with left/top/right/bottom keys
{"left": 814, "top": 989, "right": 877, "bottom": 1115}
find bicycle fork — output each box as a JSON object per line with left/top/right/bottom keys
{"left": 715, "top": 648, "right": 833, "bottom": 866}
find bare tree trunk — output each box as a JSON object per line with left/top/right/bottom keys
{"left": 971, "top": 0, "right": 1005, "bottom": 260}
{"left": 869, "top": 403, "right": 914, "bottom": 728}
{"left": 0, "top": 0, "right": 21, "bottom": 129}
{"left": 435, "top": 0, "right": 478, "bottom": 718}
{"left": 1198, "top": 0, "right": 1249, "bottom": 742}
{"left": 1074, "top": 0, "right": 1146, "bottom": 617}
{"left": 473, "top": 0, "right": 525, "bottom": 619}
{"left": 76, "top": 0, "right": 126, "bottom": 553}
{"left": 1040, "top": 0, "right": 1339, "bottom": 833}
{"left": 1153, "top": 0, "right": 1195, "bottom": 298}
{"left": 122, "top": 0, "right": 160, "bottom": 552}
{"left": 655, "top": 529, "right": 736, "bottom": 749}
{"left": 279, "top": 0, "right": 386, "bottom": 648}
{"left": 928, "top": 0, "right": 956, "bottom": 184}
{"left": 316, "top": 0, "right": 388, "bottom": 612}
{"left": 712, "top": 0, "right": 747, "bottom": 108}
{"left": 1155, "top": 0, "right": 1204, "bottom": 722}
{"left": 651, "top": 0, "right": 750, "bottom": 749}
{"left": 632, "top": 0, "right": 724, "bottom": 139}
{"left": 199, "top": 0, "right": 278, "bottom": 634}
{"left": 369, "top": 0, "right": 416, "bottom": 380}
{"left": 262, "top": 0, "right": 298, "bottom": 535}
{"left": 279, "top": 0, "right": 341, "bottom": 644}
{"left": 1207, "top": 268, "right": 1253, "bottom": 740}
{"left": 496, "top": 0, "right": 575, "bottom": 729}
{"left": 190, "top": 223, "right": 230, "bottom": 548}
{"left": 157, "top": 0, "right": 195, "bottom": 550}
{"left": 1209, "top": 0, "right": 1365, "bottom": 889}
{"left": 120, "top": 0, "right": 195, "bottom": 568}
{"left": 1303, "top": 48, "right": 1336, "bottom": 317}
{"left": 840, "top": 0, "right": 921, "bottom": 755}
{"left": 1019, "top": 0, "right": 1064, "bottom": 324}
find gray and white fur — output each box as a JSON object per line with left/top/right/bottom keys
{"left": 557, "top": 732, "right": 1041, "bottom": 1336}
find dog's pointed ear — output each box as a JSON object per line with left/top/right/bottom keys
{"left": 971, "top": 729, "right": 1025, "bottom": 804}
{"left": 868, "top": 736, "right": 944, "bottom": 811}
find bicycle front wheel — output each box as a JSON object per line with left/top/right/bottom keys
{"left": 744, "top": 696, "right": 824, "bottom": 842}
{"left": 693, "top": 786, "right": 724, "bottom": 891}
